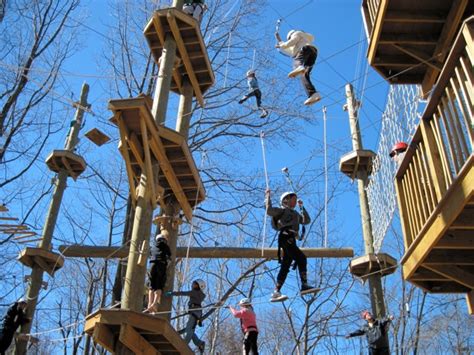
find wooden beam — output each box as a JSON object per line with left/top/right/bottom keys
{"left": 451, "top": 208, "right": 474, "bottom": 229}
{"left": 391, "top": 44, "right": 442, "bottom": 72}
{"left": 379, "top": 34, "right": 438, "bottom": 45}
{"left": 424, "top": 265, "right": 474, "bottom": 289}
{"left": 367, "top": 0, "right": 389, "bottom": 64}
{"left": 32, "top": 256, "right": 54, "bottom": 276}
{"left": 384, "top": 11, "right": 446, "bottom": 24}
{"left": 114, "top": 112, "right": 137, "bottom": 201}
{"left": 92, "top": 323, "right": 115, "bottom": 353}
{"left": 467, "top": 290, "right": 474, "bottom": 315}
{"left": 435, "top": 230, "right": 474, "bottom": 249}
{"left": 423, "top": 250, "right": 474, "bottom": 265}
{"left": 58, "top": 245, "right": 354, "bottom": 259}
{"left": 119, "top": 323, "right": 159, "bottom": 355}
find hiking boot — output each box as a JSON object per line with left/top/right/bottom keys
{"left": 288, "top": 65, "right": 305, "bottom": 78}
{"left": 238, "top": 97, "right": 246, "bottom": 104}
{"left": 198, "top": 342, "right": 205, "bottom": 354}
{"left": 260, "top": 109, "right": 268, "bottom": 118}
{"left": 304, "top": 92, "right": 321, "bottom": 106}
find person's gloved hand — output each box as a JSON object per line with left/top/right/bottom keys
{"left": 164, "top": 291, "right": 173, "bottom": 297}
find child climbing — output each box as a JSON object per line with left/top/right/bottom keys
{"left": 182, "top": 0, "right": 207, "bottom": 22}
{"left": 144, "top": 233, "right": 171, "bottom": 314}
{"left": 165, "top": 279, "right": 206, "bottom": 354}
{"left": 275, "top": 29, "right": 321, "bottom": 106}
{"left": 346, "top": 311, "right": 394, "bottom": 355}
{"left": 229, "top": 298, "right": 259, "bottom": 355}
{"left": 238, "top": 70, "right": 269, "bottom": 118}
{"left": 265, "top": 189, "right": 318, "bottom": 302}
{"left": 0, "top": 298, "right": 30, "bottom": 355}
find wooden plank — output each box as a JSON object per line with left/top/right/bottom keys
{"left": 0, "top": 217, "right": 18, "bottom": 221}
{"left": 384, "top": 11, "right": 446, "bottom": 23}
{"left": 58, "top": 245, "right": 354, "bottom": 259}
{"left": 139, "top": 114, "right": 157, "bottom": 209}
{"left": 395, "top": 178, "right": 413, "bottom": 248}
{"left": 0, "top": 224, "right": 27, "bottom": 229}
{"left": 451, "top": 208, "right": 474, "bottom": 229}
{"left": 436, "top": 230, "right": 474, "bottom": 249}
{"left": 450, "top": 75, "right": 474, "bottom": 148}
{"left": 418, "top": 141, "right": 437, "bottom": 212}
{"left": 92, "top": 323, "right": 115, "bottom": 353}
{"left": 438, "top": 103, "right": 461, "bottom": 172}
{"left": 119, "top": 323, "right": 159, "bottom": 355}
{"left": 412, "top": 151, "right": 429, "bottom": 223}
{"left": 467, "top": 290, "right": 474, "bottom": 315}
{"left": 459, "top": 55, "right": 474, "bottom": 116}
{"left": 445, "top": 86, "right": 470, "bottom": 161}
{"left": 402, "top": 156, "right": 473, "bottom": 278}
{"left": 421, "top": 0, "right": 469, "bottom": 96}
{"left": 402, "top": 176, "right": 417, "bottom": 240}
{"left": 431, "top": 115, "right": 453, "bottom": 187}
{"left": 167, "top": 12, "right": 204, "bottom": 107}
{"left": 379, "top": 34, "right": 438, "bottom": 45}
{"left": 454, "top": 63, "right": 474, "bottom": 126}
{"left": 463, "top": 22, "right": 474, "bottom": 70}
{"left": 32, "top": 256, "right": 54, "bottom": 276}
{"left": 406, "top": 166, "right": 422, "bottom": 234}
{"left": 424, "top": 265, "right": 474, "bottom": 289}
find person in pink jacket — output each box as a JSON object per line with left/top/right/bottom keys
{"left": 229, "top": 298, "right": 259, "bottom": 355}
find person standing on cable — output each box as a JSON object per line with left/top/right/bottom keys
{"left": 265, "top": 189, "right": 317, "bottom": 302}
{"left": 229, "top": 298, "right": 259, "bottom": 354}
{"left": 238, "top": 70, "right": 268, "bottom": 118}
{"left": 144, "top": 233, "right": 171, "bottom": 314}
{"left": 346, "top": 310, "right": 394, "bottom": 355}
{"left": 0, "top": 298, "right": 30, "bottom": 355}
{"left": 275, "top": 29, "right": 321, "bottom": 106}
{"left": 165, "top": 279, "right": 206, "bottom": 354}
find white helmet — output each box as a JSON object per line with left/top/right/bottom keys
{"left": 246, "top": 69, "right": 255, "bottom": 76}
{"left": 18, "top": 297, "right": 27, "bottom": 304}
{"left": 287, "top": 30, "right": 296, "bottom": 40}
{"left": 194, "top": 279, "right": 206, "bottom": 291}
{"left": 280, "top": 191, "right": 296, "bottom": 207}
{"left": 239, "top": 297, "right": 251, "bottom": 306}
{"left": 155, "top": 233, "right": 167, "bottom": 242}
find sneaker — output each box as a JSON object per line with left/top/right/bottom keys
{"left": 288, "top": 65, "right": 305, "bottom": 78}
{"left": 198, "top": 342, "right": 205, "bottom": 354}
{"left": 304, "top": 92, "right": 321, "bottom": 106}
{"left": 270, "top": 290, "right": 288, "bottom": 302}
{"left": 300, "top": 283, "right": 320, "bottom": 295}
{"left": 260, "top": 109, "right": 268, "bottom": 118}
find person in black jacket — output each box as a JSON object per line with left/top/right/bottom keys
{"left": 346, "top": 310, "right": 394, "bottom": 355}
{"left": 144, "top": 233, "right": 171, "bottom": 314}
{"left": 0, "top": 298, "right": 30, "bottom": 355}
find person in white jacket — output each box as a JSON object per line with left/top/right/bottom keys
{"left": 275, "top": 30, "right": 321, "bottom": 106}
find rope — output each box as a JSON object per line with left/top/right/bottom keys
{"left": 322, "top": 106, "right": 328, "bottom": 248}
{"left": 259, "top": 131, "right": 270, "bottom": 257}
{"left": 223, "top": 31, "right": 232, "bottom": 88}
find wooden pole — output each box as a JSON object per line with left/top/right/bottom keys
{"left": 16, "top": 83, "right": 90, "bottom": 355}
{"left": 58, "top": 245, "right": 355, "bottom": 259}
{"left": 344, "top": 83, "right": 389, "bottom": 332}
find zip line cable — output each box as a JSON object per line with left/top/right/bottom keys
{"left": 322, "top": 106, "right": 328, "bottom": 248}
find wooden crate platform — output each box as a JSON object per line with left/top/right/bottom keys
{"left": 45, "top": 150, "right": 86, "bottom": 180}
{"left": 109, "top": 96, "right": 205, "bottom": 221}
{"left": 401, "top": 158, "right": 474, "bottom": 295}
{"left": 17, "top": 248, "right": 64, "bottom": 276}
{"left": 84, "top": 309, "right": 193, "bottom": 355}
{"left": 362, "top": 0, "right": 474, "bottom": 95}
{"left": 143, "top": 8, "right": 215, "bottom": 107}
{"left": 350, "top": 253, "right": 397, "bottom": 279}
{"left": 339, "top": 150, "right": 376, "bottom": 178}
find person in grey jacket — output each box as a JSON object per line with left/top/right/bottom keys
{"left": 275, "top": 29, "right": 321, "bottom": 106}
{"left": 238, "top": 70, "right": 268, "bottom": 118}
{"left": 265, "top": 190, "right": 317, "bottom": 301}
{"left": 346, "top": 310, "right": 394, "bottom": 355}
{"left": 166, "top": 279, "right": 206, "bottom": 353}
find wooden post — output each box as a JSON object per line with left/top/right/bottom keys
{"left": 344, "top": 84, "right": 389, "bottom": 327}
{"left": 16, "top": 83, "right": 90, "bottom": 355}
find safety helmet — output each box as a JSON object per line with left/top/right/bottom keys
{"left": 246, "top": 69, "right": 255, "bottom": 77}
{"left": 361, "top": 310, "right": 372, "bottom": 319}
{"left": 193, "top": 279, "right": 206, "bottom": 291}
{"left": 280, "top": 191, "right": 297, "bottom": 207}
{"left": 238, "top": 298, "right": 252, "bottom": 306}
{"left": 287, "top": 30, "right": 296, "bottom": 40}
{"left": 18, "top": 298, "right": 27, "bottom": 304}
{"left": 389, "top": 142, "right": 408, "bottom": 157}
{"left": 155, "top": 233, "right": 167, "bottom": 242}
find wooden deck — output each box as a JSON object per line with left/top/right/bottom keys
{"left": 144, "top": 8, "right": 215, "bottom": 107}
{"left": 109, "top": 96, "right": 205, "bottom": 221}
{"left": 339, "top": 149, "right": 376, "bottom": 178}
{"left": 84, "top": 309, "right": 193, "bottom": 355}
{"left": 362, "top": 0, "right": 474, "bottom": 96}
{"left": 45, "top": 150, "right": 86, "bottom": 180}
{"left": 395, "top": 18, "right": 474, "bottom": 312}
{"left": 17, "top": 248, "right": 64, "bottom": 276}
{"left": 350, "top": 253, "right": 397, "bottom": 279}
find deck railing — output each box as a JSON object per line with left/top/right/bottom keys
{"left": 361, "top": 0, "right": 382, "bottom": 39}
{"left": 395, "top": 17, "right": 474, "bottom": 249}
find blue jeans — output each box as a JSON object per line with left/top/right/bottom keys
{"left": 179, "top": 314, "right": 204, "bottom": 347}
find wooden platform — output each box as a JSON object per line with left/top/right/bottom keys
{"left": 109, "top": 96, "right": 205, "bottom": 220}
{"left": 339, "top": 150, "right": 376, "bottom": 178}
{"left": 350, "top": 253, "right": 397, "bottom": 279}
{"left": 45, "top": 150, "right": 86, "bottom": 180}
{"left": 84, "top": 309, "right": 193, "bottom": 355}
{"left": 362, "top": 0, "right": 474, "bottom": 95}
{"left": 85, "top": 128, "right": 111, "bottom": 146}
{"left": 17, "top": 248, "right": 64, "bottom": 276}
{"left": 58, "top": 245, "right": 355, "bottom": 259}
{"left": 143, "top": 8, "right": 215, "bottom": 106}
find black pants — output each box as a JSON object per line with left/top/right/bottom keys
{"left": 369, "top": 347, "right": 390, "bottom": 355}
{"left": 276, "top": 233, "right": 307, "bottom": 287}
{"left": 243, "top": 331, "right": 258, "bottom": 355}
{"left": 242, "top": 89, "right": 262, "bottom": 107}
{"left": 294, "top": 45, "right": 317, "bottom": 97}
{"left": 0, "top": 328, "right": 14, "bottom": 355}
